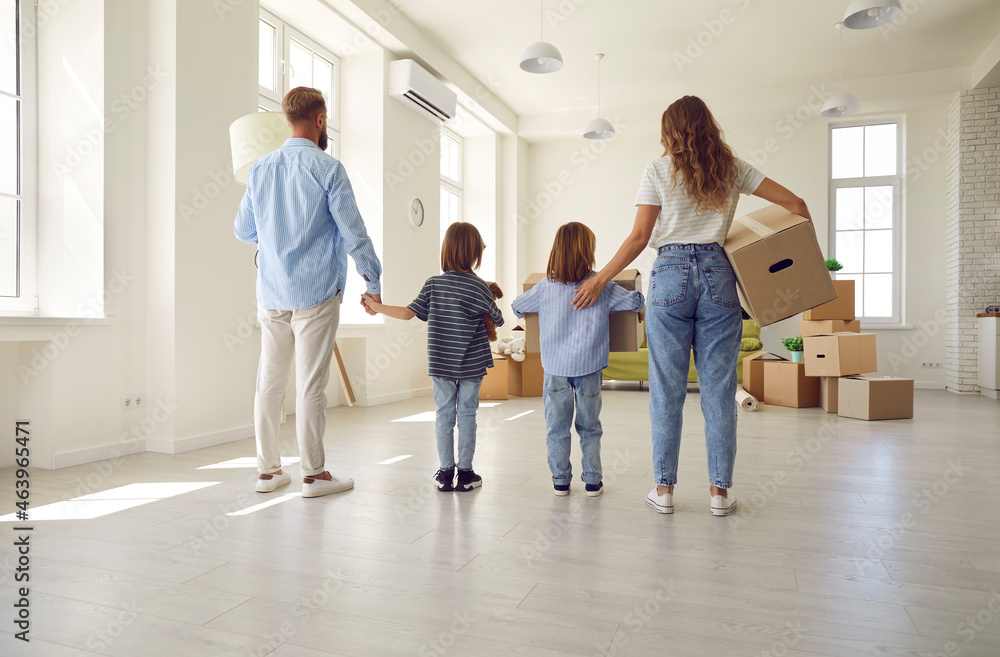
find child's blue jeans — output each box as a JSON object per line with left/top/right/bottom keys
{"left": 543, "top": 370, "right": 603, "bottom": 486}
{"left": 431, "top": 376, "right": 483, "bottom": 471}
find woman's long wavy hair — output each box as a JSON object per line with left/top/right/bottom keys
{"left": 660, "top": 96, "right": 737, "bottom": 213}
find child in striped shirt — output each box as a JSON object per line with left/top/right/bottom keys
{"left": 512, "top": 222, "right": 645, "bottom": 496}
{"left": 363, "top": 222, "right": 503, "bottom": 492}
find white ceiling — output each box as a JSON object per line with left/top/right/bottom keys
{"left": 393, "top": 0, "right": 1000, "bottom": 120}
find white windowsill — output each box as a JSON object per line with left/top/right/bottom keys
{"left": 0, "top": 317, "right": 114, "bottom": 326}
{"left": 860, "top": 324, "right": 912, "bottom": 330}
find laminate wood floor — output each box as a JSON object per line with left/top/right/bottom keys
{"left": 1, "top": 388, "right": 999, "bottom": 656}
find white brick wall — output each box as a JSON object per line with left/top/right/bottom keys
{"left": 945, "top": 87, "right": 1000, "bottom": 392}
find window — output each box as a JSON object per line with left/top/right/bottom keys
{"left": 0, "top": 0, "right": 36, "bottom": 313}
{"left": 829, "top": 121, "right": 902, "bottom": 324}
{"left": 259, "top": 11, "right": 339, "bottom": 157}
{"left": 440, "top": 128, "right": 462, "bottom": 248}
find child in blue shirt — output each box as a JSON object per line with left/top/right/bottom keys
{"left": 512, "top": 222, "right": 644, "bottom": 496}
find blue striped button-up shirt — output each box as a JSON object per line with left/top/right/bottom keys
{"left": 511, "top": 274, "right": 645, "bottom": 377}
{"left": 234, "top": 138, "right": 382, "bottom": 310}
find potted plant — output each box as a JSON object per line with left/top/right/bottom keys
{"left": 826, "top": 258, "right": 844, "bottom": 273}
{"left": 781, "top": 335, "right": 804, "bottom": 363}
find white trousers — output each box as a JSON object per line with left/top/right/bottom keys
{"left": 255, "top": 296, "right": 340, "bottom": 477}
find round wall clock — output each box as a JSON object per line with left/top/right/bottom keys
{"left": 408, "top": 197, "right": 424, "bottom": 227}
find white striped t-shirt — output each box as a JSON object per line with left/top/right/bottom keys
{"left": 635, "top": 157, "right": 765, "bottom": 247}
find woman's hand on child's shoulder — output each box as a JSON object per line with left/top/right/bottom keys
{"left": 572, "top": 274, "right": 607, "bottom": 309}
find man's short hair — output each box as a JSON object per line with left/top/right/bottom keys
{"left": 282, "top": 87, "right": 326, "bottom": 126}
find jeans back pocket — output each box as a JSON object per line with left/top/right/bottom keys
{"left": 650, "top": 264, "right": 690, "bottom": 307}
{"left": 703, "top": 266, "right": 740, "bottom": 308}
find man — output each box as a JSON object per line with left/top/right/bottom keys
{"left": 235, "top": 87, "right": 382, "bottom": 498}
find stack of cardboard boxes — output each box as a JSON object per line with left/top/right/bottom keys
{"left": 800, "top": 282, "right": 913, "bottom": 420}
{"left": 742, "top": 278, "right": 914, "bottom": 420}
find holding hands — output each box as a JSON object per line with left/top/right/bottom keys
{"left": 362, "top": 293, "right": 383, "bottom": 314}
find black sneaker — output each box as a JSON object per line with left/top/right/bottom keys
{"left": 585, "top": 481, "right": 603, "bottom": 497}
{"left": 455, "top": 469, "right": 482, "bottom": 492}
{"left": 433, "top": 468, "right": 455, "bottom": 492}
{"left": 553, "top": 484, "right": 570, "bottom": 496}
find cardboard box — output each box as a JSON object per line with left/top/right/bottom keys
{"left": 804, "top": 333, "right": 877, "bottom": 377}
{"left": 724, "top": 205, "right": 837, "bottom": 327}
{"left": 742, "top": 351, "right": 786, "bottom": 400}
{"left": 838, "top": 376, "right": 914, "bottom": 420}
{"left": 479, "top": 357, "right": 508, "bottom": 400}
{"left": 762, "top": 361, "right": 820, "bottom": 408}
{"left": 819, "top": 377, "right": 839, "bottom": 413}
{"left": 521, "top": 270, "right": 643, "bottom": 354}
{"left": 506, "top": 352, "right": 544, "bottom": 397}
{"left": 799, "top": 319, "right": 861, "bottom": 337}
{"left": 803, "top": 280, "right": 856, "bottom": 321}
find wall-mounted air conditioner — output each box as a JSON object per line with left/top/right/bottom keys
{"left": 388, "top": 59, "right": 457, "bottom": 123}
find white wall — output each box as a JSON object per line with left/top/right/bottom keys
{"left": 523, "top": 89, "right": 952, "bottom": 388}
{"left": 9, "top": 0, "right": 152, "bottom": 469}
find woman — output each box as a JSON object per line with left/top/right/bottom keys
{"left": 573, "top": 96, "right": 810, "bottom": 517}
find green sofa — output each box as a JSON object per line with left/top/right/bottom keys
{"left": 603, "top": 319, "right": 763, "bottom": 384}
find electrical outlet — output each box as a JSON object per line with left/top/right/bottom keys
{"left": 120, "top": 395, "right": 133, "bottom": 410}
{"left": 134, "top": 394, "right": 144, "bottom": 409}
{"left": 920, "top": 362, "right": 943, "bottom": 369}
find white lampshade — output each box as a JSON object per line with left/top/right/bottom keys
{"left": 821, "top": 92, "right": 861, "bottom": 117}
{"left": 843, "top": 0, "right": 902, "bottom": 29}
{"left": 229, "top": 112, "right": 292, "bottom": 185}
{"left": 583, "top": 117, "right": 615, "bottom": 140}
{"left": 520, "top": 41, "right": 564, "bottom": 73}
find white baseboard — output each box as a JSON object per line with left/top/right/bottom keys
{"left": 146, "top": 425, "right": 254, "bottom": 455}
{"left": 980, "top": 388, "right": 1000, "bottom": 400}
{"left": 363, "top": 386, "right": 433, "bottom": 407}
{"left": 52, "top": 439, "right": 147, "bottom": 470}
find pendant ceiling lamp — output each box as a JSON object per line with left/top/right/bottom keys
{"left": 843, "top": 0, "right": 902, "bottom": 29}
{"left": 583, "top": 53, "right": 615, "bottom": 139}
{"left": 821, "top": 23, "right": 860, "bottom": 118}
{"left": 520, "top": 0, "right": 563, "bottom": 73}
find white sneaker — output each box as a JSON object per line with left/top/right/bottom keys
{"left": 256, "top": 471, "right": 291, "bottom": 493}
{"left": 302, "top": 474, "right": 354, "bottom": 498}
{"left": 646, "top": 488, "right": 674, "bottom": 514}
{"left": 711, "top": 494, "right": 737, "bottom": 517}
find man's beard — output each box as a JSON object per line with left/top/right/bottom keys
{"left": 318, "top": 130, "right": 328, "bottom": 152}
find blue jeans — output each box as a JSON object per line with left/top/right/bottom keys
{"left": 646, "top": 243, "right": 742, "bottom": 489}
{"left": 431, "top": 377, "right": 483, "bottom": 471}
{"left": 543, "top": 370, "right": 603, "bottom": 486}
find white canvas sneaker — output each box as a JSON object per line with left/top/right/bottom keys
{"left": 302, "top": 474, "right": 354, "bottom": 498}
{"left": 256, "top": 471, "right": 291, "bottom": 493}
{"left": 646, "top": 488, "right": 674, "bottom": 514}
{"left": 710, "top": 494, "right": 737, "bottom": 517}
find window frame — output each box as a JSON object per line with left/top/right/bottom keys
{"left": 0, "top": 0, "right": 37, "bottom": 314}
{"left": 827, "top": 117, "right": 904, "bottom": 327}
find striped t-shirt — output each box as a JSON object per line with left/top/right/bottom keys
{"left": 407, "top": 271, "right": 503, "bottom": 380}
{"left": 511, "top": 274, "right": 645, "bottom": 378}
{"left": 635, "top": 157, "right": 765, "bottom": 247}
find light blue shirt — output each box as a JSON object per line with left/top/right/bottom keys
{"left": 511, "top": 274, "right": 645, "bottom": 377}
{"left": 234, "top": 138, "right": 382, "bottom": 310}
